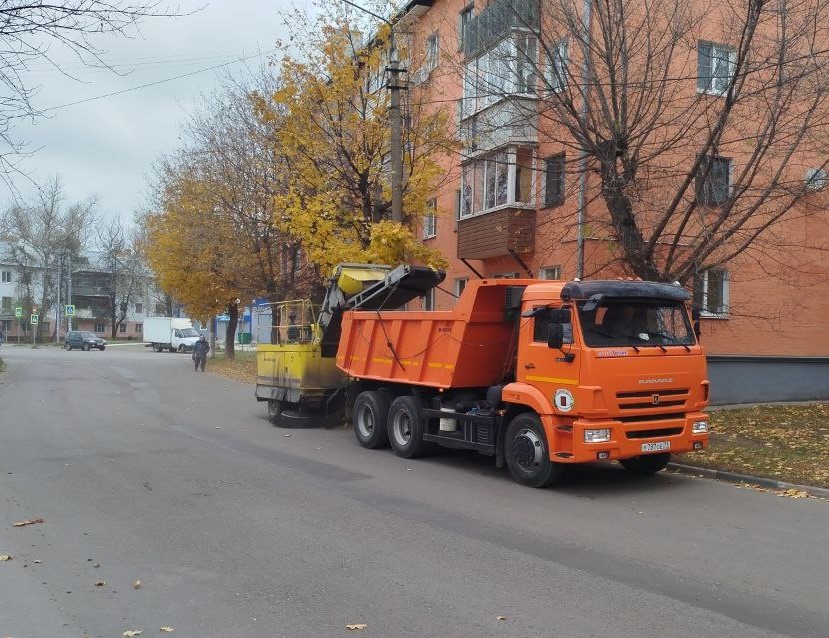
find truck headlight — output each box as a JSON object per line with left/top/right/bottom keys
{"left": 584, "top": 428, "right": 611, "bottom": 443}
{"left": 692, "top": 420, "right": 709, "bottom": 434}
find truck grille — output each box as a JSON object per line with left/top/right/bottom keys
{"left": 626, "top": 427, "right": 684, "bottom": 439}
{"left": 616, "top": 388, "right": 689, "bottom": 410}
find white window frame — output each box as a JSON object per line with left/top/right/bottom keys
{"left": 135, "top": 302, "right": 143, "bottom": 314}
{"left": 95, "top": 322, "right": 106, "bottom": 333}
{"left": 425, "top": 33, "right": 439, "bottom": 72}
{"left": 422, "top": 288, "right": 436, "bottom": 310}
{"left": 1, "top": 271, "right": 11, "bottom": 283}
{"left": 119, "top": 322, "right": 127, "bottom": 333}
{"left": 493, "top": 272, "right": 518, "bottom": 279}
{"left": 135, "top": 323, "right": 143, "bottom": 333}
{"left": 460, "top": 145, "right": 536, "bottom": 218}
{"left": 458, "top": 3, "right": 474, "bottom": 51}
{"left": 697, "top": 41, "right": 736, "bottom": 96}
{"left": 462, "top": 32, "right": 538, "bottom": 118}
{"left": 695, "top": 269, "right": 730, "bottom": 318}
{"left": 423, "top": 199, "right": 437, "bottom": 239}
{"left": 547, "top": 39, "right": 568, "bottom": 93}
{"left": 539, "top": 265, "right": 562, "bottom": 280}
{"left": 454, "top": 278, "right": 468, "bottom": 298}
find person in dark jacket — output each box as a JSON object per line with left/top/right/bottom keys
{"left": 192, "top": 335, "right": 210, "bottom": 372}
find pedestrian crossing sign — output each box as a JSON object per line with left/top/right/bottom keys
{"left": 14, "top": 306, "right": 22, "bottom": 318}
{"left": 30, "top": 314, "right": 39, "bottom": 325}
{"left": 65, "top": 304, "right": 75, "bottom": 317}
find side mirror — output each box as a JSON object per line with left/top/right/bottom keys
{"left": 548, "top": 323, "right": 564, "bottom": 349}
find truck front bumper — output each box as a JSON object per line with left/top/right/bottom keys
{"left": 549, "top": 412, "right": 709, "bottom": 463}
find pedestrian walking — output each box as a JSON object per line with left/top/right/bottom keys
{"left": 192, "top": 335, "right": 209, "bottom": 372}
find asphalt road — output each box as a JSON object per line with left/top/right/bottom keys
{"left": 0, "top": 344, "right": 827, "bottom": 638}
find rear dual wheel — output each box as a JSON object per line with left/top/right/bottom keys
{"left": 387, "top": 395, "right": 432, "bottom": 459}
{"left": 352, "top": 390, "right": 390, "bottom": 449}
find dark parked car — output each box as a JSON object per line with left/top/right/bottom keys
{"left": 65, "top": 331, "right": 107, "bottom": 351}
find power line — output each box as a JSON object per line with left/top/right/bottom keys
{"left": 41, "top": 49, "right": 275, "bottom": 114}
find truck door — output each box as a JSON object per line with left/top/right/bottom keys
{"left": 517, "top": 305, "right": 580, "bottom": 415}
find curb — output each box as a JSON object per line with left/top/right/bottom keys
{"left": 668, "top": 462, "right": 829, "bottom": 499}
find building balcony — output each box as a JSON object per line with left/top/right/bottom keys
{"left": 460, "top": 97, "right": 538, "bottom": 155}
{"left": 463, "top": 0, "right": 539, "bottom": 58}
{"left": 457, "top": 207, "right": 536, "bottom": 260}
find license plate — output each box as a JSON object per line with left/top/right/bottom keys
{"left": 641, "top": 441, "right": 670, "bottom": 453}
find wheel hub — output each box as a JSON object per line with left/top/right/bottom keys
{"left": 513, "top": 428, "right": 543, "bottom": 470}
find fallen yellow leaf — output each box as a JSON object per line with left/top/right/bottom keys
{"left": 122, "top": 632, "right": 142, "bottom": 637}
{"left": 496, "top": 616, "right": 507, "bottom": 621}
{"left": 94, "top": 581, "right": 106, "bottom": 587}
{"left": 160, "top": 628, "right": 174, "bottom": 633}
{"left": 345, "top": 624, "right": 367, "bottom": 631}
{"left": 0, "top": 555, "right": 12, "bottom": 561}
{"left": 12, "top": 518, "right": 44, "bottom": 527}
{"left": 134, "top": 580, "right": 142, "bottom": 589}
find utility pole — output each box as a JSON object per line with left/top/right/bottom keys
{"left": 339, "top": 0, "right": 405, "bottom": 222}
{"left": 66, "top": 255, "right": 73, "bottom": 333}
{"left": 388, "top": 37, "right": 404, "bottom": 223}
{"left": 55, "top": 254, "right": 62, "bottom": 343}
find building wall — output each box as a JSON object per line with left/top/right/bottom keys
{"left": 403, "top": 0, "right": 829, "bottom": 357}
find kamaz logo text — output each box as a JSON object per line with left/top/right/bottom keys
{"left": 638, "top": 378, "right": 673, "bottom": 384}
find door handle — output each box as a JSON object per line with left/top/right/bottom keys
{"left": 524, "top": 362, "right": 536, "bottom": 369}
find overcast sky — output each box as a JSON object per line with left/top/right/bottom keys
{"left": 6, "top": 1, "right": 306, "bottom": 224}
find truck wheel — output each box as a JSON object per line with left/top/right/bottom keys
{"left": 620, "top": 453, "right": 671, "bottom": 475}
{"left": 152, "top": 343, "right": 161, "bottom": 353}
{"left": 387, "top": 395, "right": 432, "bottom": 459}
{"left": 353, "top": 390, "right": 390, "bottom": 449}
{"left": 504, "top": 413, "right": 564, "bottom": 488}
{"left": 267, "top": 400, "right": 282, "bottom": 425}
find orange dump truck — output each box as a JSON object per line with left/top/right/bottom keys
{"left": 336, "top": 274, "right": 709, "bottom": 487}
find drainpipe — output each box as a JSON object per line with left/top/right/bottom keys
{"left": 576, "top": 0, "right": 592, "bottom": 279}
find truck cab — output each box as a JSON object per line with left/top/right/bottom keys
{"left": 503, "top": 280, "right": 709, "bottom": 480}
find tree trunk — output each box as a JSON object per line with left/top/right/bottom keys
{"left": 224, "top": 302, "right": 238, "bottom": 361}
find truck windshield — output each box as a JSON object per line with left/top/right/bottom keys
{"left": 180, "top": 328, "right": 200, "bottom": 338}
{"left": 577, "top": 300, "right": 694, "bottom": 347}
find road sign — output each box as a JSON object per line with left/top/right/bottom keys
{"left": 30, "top": 314, "right": 39, "bottom": 325}
{"left": 14, "top": 306, "right": 22, "bottom": 318}
{"left": 65, "top": 304, "right": 75, "bottom": 317}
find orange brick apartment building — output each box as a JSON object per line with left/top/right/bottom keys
{"left": 388, "top": 0, "right": 829, "bottom": 373}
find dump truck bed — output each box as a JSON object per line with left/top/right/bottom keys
{"left": 336, "top": 279, "right": 532, "bottom": 388}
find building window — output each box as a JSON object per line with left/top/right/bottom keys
{"left": 695, "top": 156, "right": 731, "bottom": 206}
{"left": 460, "top": 145, "right": 534, "bottom": 217}
{"left": 547, "top": 39, "right": 568, "bottom": 92}
{"left": 119, "top": 323, "right": 127, "bottom": 333}
{"left": 95, "top": 322, "right": 106, "bottom": 333}
{"left": 135, "top": 323, "right": 143, "bottom": 333}
{"left": 1, "top": 296, "right": 11, "bottom": 311}
{"left": 544, "top": 154, "right": 565, "bottom": 207}
{"left": 540, "top": 265, "right": 562, "bottom": 280}
{"left": 1, "top": 271, "right": 11, "bottom": 283}
{"left": 422, "top": 288, "right": 435, "bottom": 310}
{"left": 805, "top": 168, "right": 828, "bottom": 191}
{"left": 155, "top": 303, "right": 167, "bottom": 315}
{"left": 423, "top": 199, "right": 437, "bottom": 239}
{"left": 0, "top": 319, "right": 10, "bottom": 332}
{"left": 454, "top": 278, "right": 468, "bottom": 298}
{"left": 135, "top": 302, "right": 143, "bottom": 314}
{"left": 693, "top": 269, "right": 730, "bottom": 316}
{"left": 697, "top": 41, "right": 735, "bottom": 95}
{"left": 462, "top": 33, "right": 538, "bottom": 117}
{"left": 459, "top": 4, "right": 474, "bottom": 50}
{"left": 493, "top": 272, "right": 517, "bottom": 279}
{"left": 425, "top": 33, "right": 439, "bottom": 72}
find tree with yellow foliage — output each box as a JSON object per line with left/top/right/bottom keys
{"left": 144, "top": 73, "right": 313, "bottom": 360}
{"left": 253, "top": 14, "right": 457, "bottom": 277}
